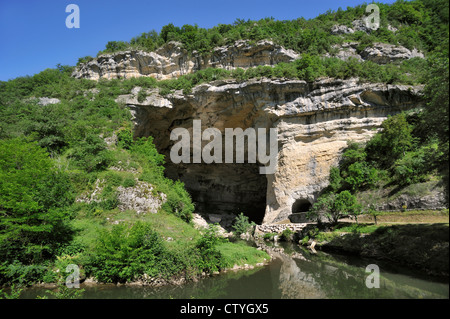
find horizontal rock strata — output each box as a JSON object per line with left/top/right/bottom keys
{"left": 117, "top": 77, "right": 425, "bottom": 223}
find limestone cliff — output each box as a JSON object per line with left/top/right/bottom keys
{"left": 116, "top": 78, "right": 425, "bottom": 224}
{"left": 72, "top": 40, "right": 299, "bottom": 80}
{"left": 72, "top": 40, "right": 422, "bottom": 80}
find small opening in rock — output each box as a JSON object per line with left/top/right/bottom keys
{"left": 292, "top": 199, "right": 312, "bottom": 214}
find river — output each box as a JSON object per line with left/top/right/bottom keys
{"left": 18, "top": 241, "right": 448, "bottom": 299}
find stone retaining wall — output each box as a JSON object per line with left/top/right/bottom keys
{"left": 256, "top": 223, "right": 309, "bottom": 234}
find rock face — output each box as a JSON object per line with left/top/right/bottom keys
{"left": 117, "top": 77, "right": 425, "bottom": 224}
{"left": 72, "top": 40, "right": 299, "bottom": 80}
{"left": 325, "top": 42, "right": 424, "bottom": 63}
{"left": 331, "top": 19, "right": 398, "bottom": 35}
{"left": 359, "top": 42, "right": 424, "bottom": 64}
{"left": 76, "top": 178, "right": 166, "bottom": 215}
{"left": 73, "top": 39, "right": 423, "bottom": 81}
{"left": 117, "top": 179, "right": 167, "bottom": 214}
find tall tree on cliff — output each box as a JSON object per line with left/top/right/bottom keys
{"left": 421, "top": 38, "right": 449, "bottom": 204}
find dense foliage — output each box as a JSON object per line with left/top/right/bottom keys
{"left": 0, "top": 0, "right": 448, "bottom": 289}
{"left": 95, "top": 0, "right": 448, "bottom": 57}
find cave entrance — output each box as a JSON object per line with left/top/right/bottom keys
{"left": 292, "top": 199, "right": 312, "bottom": 214}
{"left": 165, "top": 163, "right": 267, "bottom": 225}
{"left": 289, "top": 199, "right": 312, "bottom": 223}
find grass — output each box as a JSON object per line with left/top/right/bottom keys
{"left": 357, "top": 180, "right": 445, "bottom": 209}
{"left": 334, "top": 223, "right": 380, "bottom": 234}
{"left": 69, "top": 207, "right": 269, "bottom": 275}
{"left": 216, "top": 241, "right": 269, "bottom": 268}
{"left": 344, "top": 209, "right": 449, "bottom": 224}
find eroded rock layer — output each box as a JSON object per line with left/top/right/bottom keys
{"left": 73, "top": 40, "right": 423, "bottom": 80}
{"left": 72, "top": 40, "right": 299, "bottom": 80}
{"left": 117, "top": 78, "right": 424, "bottom": 223}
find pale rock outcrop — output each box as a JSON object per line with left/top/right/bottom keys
{"left": 72, "top": 40, "right": 299, "bottom": 81}
{"left": 74, "top": 39, "right": 424, "bottom": 82}
{"left": 325, "top": 42, "right": 424, "bottom": 63}
{"left": 331, "top": 19, "right": 398, "bottom": 35}
{"left": 360, "top": 42, "right": 424, "bottom": 64}
{"left": 117, "top": 77, "right": 425, "bottom": 223}
{"left": 117, "top": 179, "right": 167, "bottom": 214}
{"left": 76, "top": 178, "right": 166, "bottom": 215}
{"left": 37, "top": 97, "right": 61, "bottom": 106}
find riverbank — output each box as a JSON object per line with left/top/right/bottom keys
{"left": 302, "top": 221, "right": 449, "bottom": 277}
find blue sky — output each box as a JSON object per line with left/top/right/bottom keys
{"left": 0, "top": 0, "right": 397, "bottom": 81}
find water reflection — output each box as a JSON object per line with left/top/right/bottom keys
{"left": 264, "top": 242, "right": 448, "bottom": 299}
{"left": 19, "top": 242, "right": 448, "bottom": 299}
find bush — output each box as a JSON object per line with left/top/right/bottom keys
{"left": 116, "top": 128, "right": 134, "bottom": 149}
{"left": 1, "top": 261, "right": 50, "bottom": 286}
{"left": 280, "top": 228, "right": 294, "bottom": 241}
{"left": 195, "top": 224, "right": 226, "bottom": 273}
{"left": 232, "top": 213, "right": 256, "bottom": 237}
{"left": 86, "top": 221, "right": 182, "bottom": 283}
{"left": 122, "top": 177, "right": 136, "bottom": 188}
{"left": 69, "top": 133, "right": 111, "bottom": 172}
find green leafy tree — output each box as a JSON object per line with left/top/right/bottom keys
{"left": 69, "top": 133, "right": 111, "bottom": 172}
{"left": 420, "top": 49, "right": 449, "bottom": 202}
{"left": 308, "top": 191, "right": 361, "bottom": 225}
{"left": 328, "top": 167, "right": 343, "bottom": 192}
{"left": 345, "top": 162, "right": 379, "bottom": 191}
{"left": 333, "top": 191, "right": 362, "bottom": 224}
{"left": 366, "top": 113, "right": 416, "bottom": 168}
{"left": 0, "top": 139, "right": 74, "bottom": 264}
{"left": 307, "top": 194, "right": 335, "bottom": 224}
{"left": 232, "top": 213, "right": 256, "bottom": 237}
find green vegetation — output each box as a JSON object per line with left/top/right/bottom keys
{"left": 0, "top": 0, "right": 448, "bottom": 294}
{"left": 97, "top": 0, "right": 448, "bottom": 57}
{"left": 302, "top": 1, "right": 449, "bottom": 224}
{"left": 216, "top": 241, "right": 268, "bottom": 268}
{"left": 308, "top": 101, "right": 448, "bottom": 224}
{"left": 0, "top": 65, "right": 268, "bottom": 289}
{"left": 305, "top": 223, "right": 449, "bottom": 276}
{"left": 232, "top": 213, "right": 256, "bottom": 237}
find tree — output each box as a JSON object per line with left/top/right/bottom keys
{"left": 328, "top": 167, "right": 343, "bottom": 192}
{"left": 307, "top": 194, "right": 335, "bottom": 224}
{"left": 366, "top": 113, "right": 416, "bottom": 168}
{"left": 0, "top": 139, "right": 74, "bottom": 264}
{"left": 420, "top": 49, "right": 449, "bottom": 203}
{"left": 333, "top": 191, "right": 362, "bottom": 224}
{"left": 69, "top": 133, "right": 111, "bottom": 172}
{"left": 232, "top": 213, "right": 256, "bottom": 237}
{"left": 308, "top": 191, "right": 361, "bottom": 225}
{"left": 345, "top": 162, "right": 379, "bottom": 191}
{"left": 104, "top": 41, "right": 128, "bottom": 53}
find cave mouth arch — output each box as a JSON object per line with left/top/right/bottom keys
{"left": 165, "top": 162, "right": 267, "bottom": 225}
{"left": 289, "top": 198, "right": 312, "bottom": 223}
{"left": 292, "top": 199, "right": 312, "bottom": 214}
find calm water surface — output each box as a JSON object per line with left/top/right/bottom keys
{"left": 20, "top": 242, "right": 448, "bottom": 299}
